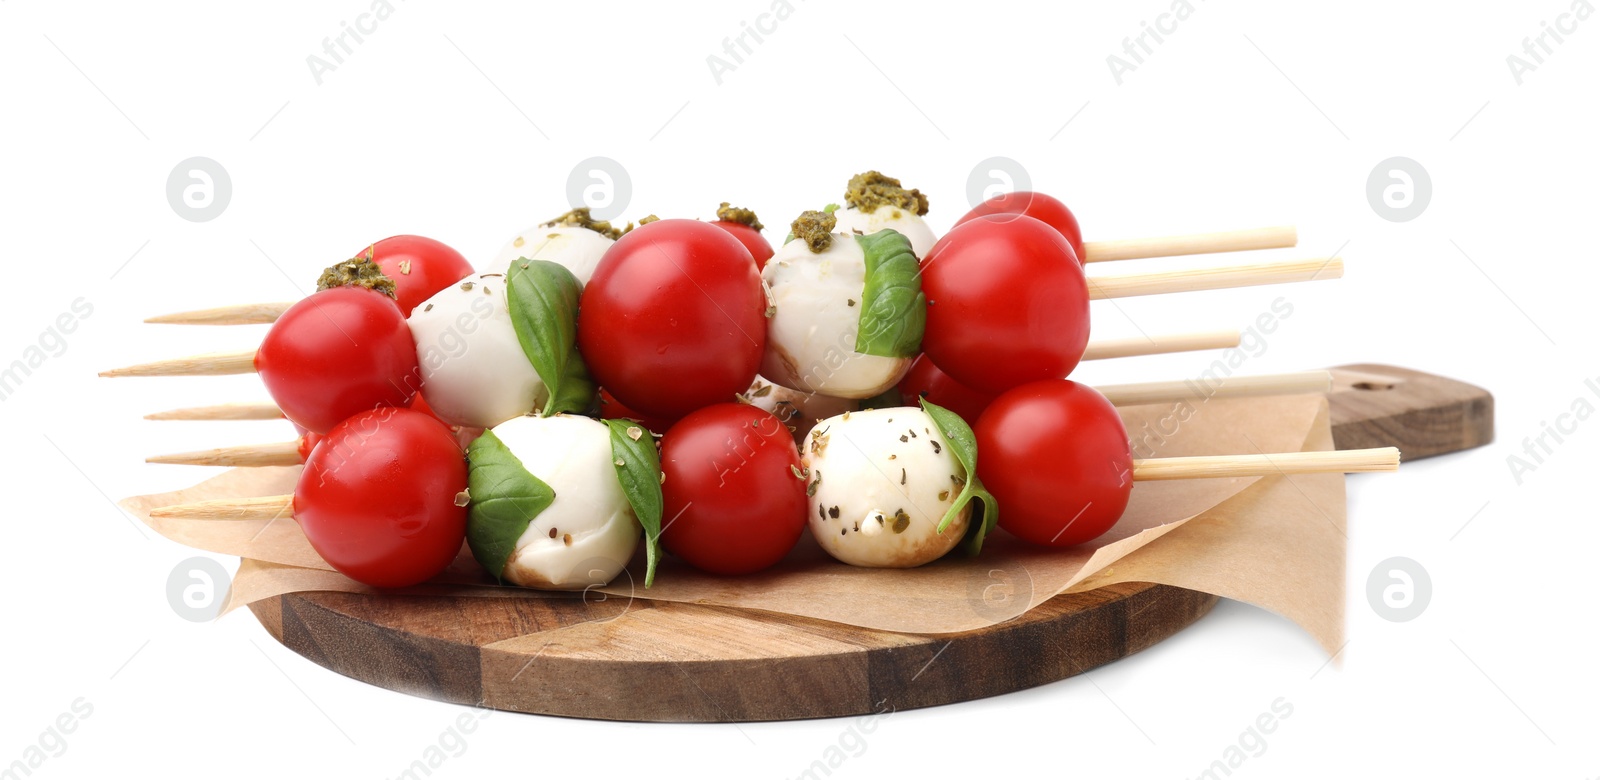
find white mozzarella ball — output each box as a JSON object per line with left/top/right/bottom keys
{"left": 832, "top": 206, "right": 937, "bottom": 259}
{"left": 746, "top": 375, "right": 858, "bottom": 443}
{"left": 485, "top": 225, "right": 614, "bottom": 284}
{"left": 760, "top": 236, "right": 911, "bottom": 399}
{"left": 408, "top": 273, "right": 546, "bottom": 429}
{"left": 802, "top": 407, "right": 970, "bottom": 568}
{"left": 489, "top": 415, "right": 641, "bottom": 590}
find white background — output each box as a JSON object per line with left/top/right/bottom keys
{"left": 2, "top": 0, "right": 1596, "bottom": 777}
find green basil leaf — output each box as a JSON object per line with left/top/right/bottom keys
{"left": 919, "top": 398, "right": 998, "bottom": 555}
{"left": 547, "top": 349, "right": 598, "bottom": 416}
{"left": 602, "top": 419, "right": 665, "bottom": 588}
{"left": 853, "top": 229, "right": 926, "bottom": 358}
{"left": 505, "top": 259, "right": 584, "bottom": 417}
{"left": 465, "top": 430, "right": 556, "bottom": 581}
{"left": 960, "top": 500, "right": 995, "bottom": 558}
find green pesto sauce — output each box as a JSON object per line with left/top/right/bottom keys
{"left": 542, "top": 207, "right": 628, "bottom": 240}
{"left": 790, "top": 209, "right": 837, "bottom": 253}
{"left": 316, "top": 255, "right": 396, "bottom": 298}
{"left": 716, "top": 202, "right": 764, "bottom": 231}
{"left": 843, "top": 170, "right": 929, "bottom": 216}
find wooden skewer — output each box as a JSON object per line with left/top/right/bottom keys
{"left": 145, "top": 369, "right": 1328, "bottom": 468}
{"left": 145, "top": 302, "right": 294, "bottom": 326}
{"left": 1132, "top": 447, "right": 1400, "bottom": 480}
{"left": 148, "top": 446, "right": 1399, "bottom": 518}
{"left": 106, "top": 319, "right": 1249, "bottom": 382}
{"left": 1081, "top": 329, "right": 1239, "bottom": 361}
{"left": 130, "top": 328, "right": 1244, "bottom": 427}
{"left": 1088, "top": 256, "right": 1342, "bottom": 300}
{"left": 1097, "top": 370, "right": 1331, "bottom": 407}
{"left": 146, "top": 440, "right": 303, "bottom": 467}
{"left": 1083, "top": 226, "right": 1297, "bottom": 263}
{"left": 145, "top": 402, "right": 284, "bottom": 421}
{"left": 99, "top": 350, "right": 256, "bottom": 378}
{"left": 150, "top": 495, "right": 295, "bottom": 521}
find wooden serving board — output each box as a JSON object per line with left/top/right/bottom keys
{"left": 249, "top": 364, "right": 1491, "bottom": 722}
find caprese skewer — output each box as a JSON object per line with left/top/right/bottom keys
{"left": 135, "top": 327, "right": 1242, "bottom": 425}
{"left": 972, "top": 380, "right": 1398, "bottom": 547}
{"left": 799, "top": 393, "right": 1396, "bottom": 569}
{"left": 151, "top": 407, "right": 469, "bottom": 589}
{"left": 107, "top": 256, "right": 600, "bottom": 434}
{"left": 141, "top": 369, "right": 1332, "bottom": 468}
{"left": 151, "top": 408, "right": 666, "bottom": 591}
{"left": 757, "top": 203, "right": 1339, "bottom": 404}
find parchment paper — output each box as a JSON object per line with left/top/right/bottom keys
{"left": 121, "top": 394, "right": 1346, "bottom": 654}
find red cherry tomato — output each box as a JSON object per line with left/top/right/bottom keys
{"left": 598, "top": 388, "right": 678, "bottom": 435}
{"left": 407, "top": 391, "right": 482, "bottom": 451}
{"left": 659, "top": 404, "right": 808, "bottom": 575}
{"left": 356, "top": 235, "right": 475, "bottom": 317}
{"left": 407, "top": 389, "right": 440, "bottom": 420}
{"left": 579, "top": 219, "right": 766, "bottom": 419}
{"left": 256, "top": 286, "right": 420, "bottom": 434}
{"left": 294, "top": 407, "right": 469, "bottom": 587}
{"left": 296, "top": 431, "right": 324, "bottom": 462}
{"left": 956, "top": 191, "right": 1084, "bottom": 264}
{"left": 897, "top": 354, "right": 998, "bottom": 427}
{"left": 976, "top": 380, "right": 1131, "bottom": 547}
{"left": 710, "top": 220, "right": 775, "bottom": 270}
{"left": 919, "top": 214, "right": 1089, "bottom": 394}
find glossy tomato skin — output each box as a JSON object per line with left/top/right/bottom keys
{"left": 659, "top": 404, "right": 808, "bottom": 575}
{"left": 711, "top": 220, "right": 775, "bottom": 270}
{"left": 407, "top": 390, "right": 483, "bottom": 451}
{"left": 956, "top": 192, "right": 1084, "bottom": 264}
{"left": 579, "top": 219, "right": 766, "bottom": 419}
{"left": 976, "top": 380, "right": 1131, "bottom": 547}
{"left": 357, "top": 235, "right": 474, "bottom": 316}
{"left": 598, "top": 387, "right": 679, "bottom": 436}
{"left": 406, "top": 389, "right": 441, "bottom": 421}
{"left": 255, "top": 286, "right": 420, "bottom": 434}
{"left": 920, "top": 214, "right": 1089, "bottom": 394}
{"left": 897, "top": 354, "right": 998, "bottom": 427}
{"left": 296, "top": 431, "right": 323, "bottom": 463}
{"left": 295, "top": 407, "right": 468, "bottom": 587}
